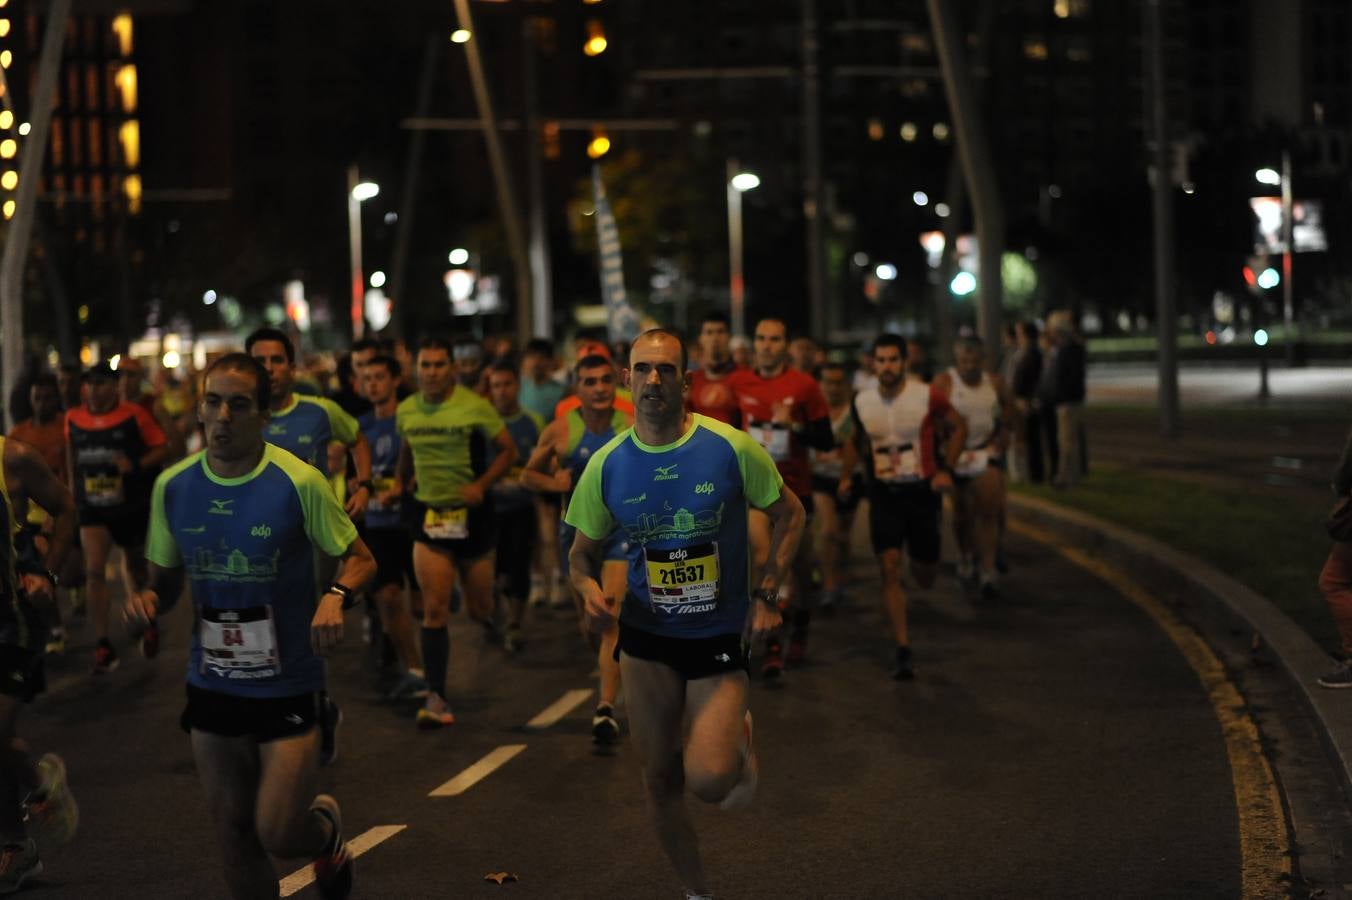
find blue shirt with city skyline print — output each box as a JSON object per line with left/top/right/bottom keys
{"left": 565, "top": 414, "right": 783, "bottom": 640}
{"left": 146, "top": 444, "right": 358, "bottom": 698}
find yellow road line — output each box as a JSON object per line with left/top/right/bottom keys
{"left": 1011, "top": 521, "right": 1290, "bottom": 899}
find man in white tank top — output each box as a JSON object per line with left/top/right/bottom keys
{"left": 840, "top": 334, "right": 966, "bottom": 680}
{"left": 932, "top": 336, "right": 1013, "bottom": 599}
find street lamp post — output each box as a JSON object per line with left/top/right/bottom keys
{"left": 347, "top": 166, "right": 379, "bottom": 340}
{"left": 726, "top": 159, "right": 760, "bottom": 338}
{"left": 1256, "top": 155, "right": 1295, "bottom": 366}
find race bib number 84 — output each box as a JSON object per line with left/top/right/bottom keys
{"left": 199, "top": 605, "right": 280, "bottom": 678}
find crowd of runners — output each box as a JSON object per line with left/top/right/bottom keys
{"left": 0, "top": 313, "right": 1079, "bottom": 898}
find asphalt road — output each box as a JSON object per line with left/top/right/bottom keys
{"left": 8, "top": 519, "right": 1285, "bottom": 900}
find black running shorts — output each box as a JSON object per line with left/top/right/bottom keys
{"left": 77, "top": 504, "right": 149, "bottom": 549}
{"left": 494, "top": 506, "right": 537, "bottom": 600}
{"left": 180, "top": 684, "right": 319, "bottom": 743}
{"left": 868, "top": 481, "right": 942, "bottom": 563}
{"left": 406, "top": 498, "right": 496, "bottom": 560}
{"left": 811, "top": 474, "right": 863, "bottom": 516}
{"left": 362, "top": 526, "right": 419, "bottom": 592}
{"left": 616, "top": 620, "right": 748, "bottom": 681}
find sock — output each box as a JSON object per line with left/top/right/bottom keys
{"left": 421, "top": 627, "right": 450, "bottom": 700}
{"left": 596, "top": 702, "right": 614, "bottom": 716}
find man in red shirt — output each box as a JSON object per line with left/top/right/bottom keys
{"left": 688, "top": 312, "right": 742, "bottom": 424}
{"left": 726, "top": 318, "right": 834, "bottom": 676}
{"left": 66, "top": 362, "right": 170, "bottom": 673}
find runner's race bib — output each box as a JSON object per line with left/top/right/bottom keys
{"left": 199, "top": 605, "right": 280, "bottom": 678}
{"left": 645, "top": 542, "right": 719, "bottom": 613}
{"left": 873, "top": 444, "right": 920, "bottom": 483}
{"left": 748, "top": 422, "right": 791, "bottom": 462}
{"left": 369, "top": 475, "right": 398, "bottom": 511}
{"left": 424, "top": 506, "right": 469, "bottom": 540}
{"left": 83, "top": 473, "right": 124, "bottom": 506}
{"left": 955, "top": 448, "right": 990, "bottom": 477}
{"left": 812, "top": 447, "right": 843, "bottom": 479}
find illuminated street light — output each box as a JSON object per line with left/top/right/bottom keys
{"left": 1257, "top": 267, "right": 1280, "bottom": 290}
{"left": 202, "top": 289, "right": 217, "bottom": 305}
{"left": 935, "top": 202, "right": 951, "bottom": 218}
{"left": 448, "top": 248, "right": 470, "bottom": 266}
{"left": 726, "top": 160, "right": 760, "bottom": 335}
{"left": 912, "top": 191, "right": 928, "bottom": 206}
{"left": 951, "top": 271, "right": 977, "bottom": 296}
{"left": 450, "top": 28, "right": 471, "bottom": 43}
{"left": 370, "top": 270, "right": 386, "bottom": 288}
{"left": 162, "top": 350, "right": 181, "bottom": 369}
{"left": 874, "top": 263, "right": 898, "bottom": 281}
{"left": 16, "top": 123, "right": 28, "bottom": 136}
{"left": 584, "top": 20, "right": 607, "bottom": 56}
{"left": 730, "top": 172, "right": 760, "bottom": 193}
{"left": 587, "top": 134, "right": 611, "bottom": 159}
{"left": 348, "top": 171, "right": 380, "bottom": 339}
{"left": 1254, "top": 329, "right": 1269, "bottom": 347}
{"left": 1254, "top": 168, "right": 1281, "bottom": 186}
{"left": 351, "top": 181, "right": 380, "bottom": 202}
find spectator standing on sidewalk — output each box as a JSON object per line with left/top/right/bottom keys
{"left": 1045, "top": 312, "right": 1087, "bottom": 488}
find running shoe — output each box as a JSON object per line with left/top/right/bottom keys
{"left": 719, "top": 710, "right": 758, "bottom": 811}
{"left": 0, "top": 840, "right": 41, "bottom": 894}
{"left": 140, "top": 619, "right": 160, "bottom": 660}
{"left": 550, "top": 576, "right": 572, "bottom": 610}
{"left": 24, "top": 753, "right": 78, "bottom": 846}
{"left": 91, "top": 640, "right": 118, "bottom": 675}
{"left": 503, "top": 625, "right": 525, "bottom": 655}
{"left": 528, "top": 576, "right": 547, "bottom": 609}
{"left": 416, "top": 695, "right": 455, "bottom": 729}
{"left": 310, "top": 794, "right": 352, "bottom": 900}
{"left": 761, "top": 640, "right": 784, "bottom": 680}
{"left": 319, "top": 696, "right": 342, "bottom": 767}
{"left": 592, "top": 704, "right": 620, "bottom": 746}
{"left": 891, "top": 645, "right": 914, "bottom": 681}
{"left": 1318, "top": 663, "right": 1352, "bottom": 689}
{"left": 43, "top": 627, "right": 65, "bottom": 656}
{"left": 386, "top": 671, "right": 430, "bottom": 702}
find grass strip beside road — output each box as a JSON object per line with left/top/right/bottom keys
{"left": 1014, "top": 465, "right": 1339, "bottom": 655}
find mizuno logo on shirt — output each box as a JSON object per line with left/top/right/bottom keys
{"left": 623, "top": 493, "right": 647, "bottom": 505}
{"left": 653, "top": 464, "right": 679, "bottom": 481}
{"left": 209, "top": 500, "right": 234, "bottom": 516}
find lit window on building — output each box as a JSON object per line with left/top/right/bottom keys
{"left": 123, "top": 172, "right": 142, "bottom": 213}
{"left": 899, "top": 32, "right": 931, "bottom": 55}
{"left": 116, "top": 64, "right": 137, "bottom": 113}
{"left": 1023, "top": 38, "right": 1048, "bottom": 61}
{"left": 111, "top": 13, "right": 132, "bottom": 56}
{"left": 900, "top": 121, "right": 918, "bottom": 142}
{"left": 1054, "top": 0, "right": 1090, "bottom": 18}
{"left": 933, "top": 121, "right": 951, "bottom": 141}
{"left": 120, "top": 119, "right": 139, "bottom": 167}
{"left": 867, "top": 118, "right": 884, "bottom": 141}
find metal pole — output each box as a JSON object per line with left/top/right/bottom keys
{"left": 452, "top": 0, "right": 533, "bottom": 344}
{"left": 1145, "top": 0, "right": 1179, "bottom": 436}
{"left": 1, "top": 0, "right": 69, "bottom": 426}
{"left": 927, "top": 0, "right": 1004, "bottom": 358}
{"left": 388, "top": 35, "right": 439, "bottom": 337}
{"left": 727, "top": 158, "right": 746, "bottom": 338}
{"left": 801, "top": 0, "right": 827, "bottom": 340}
{"left": 1281, "top": 148, "right": 1294, "bottom": 366}
{"left": 347, "top": 164, "right": 365, "bottom": 341}
{"left": 523, "top": 18, "right": 553, "bottom": 338}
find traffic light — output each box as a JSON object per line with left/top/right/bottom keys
{"left": 587, "top": 126, "right": 610, "bottom": 160}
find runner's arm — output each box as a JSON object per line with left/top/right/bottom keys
{"left": 342, "top": 431, "right": 373, "bottom": 517}
{"left": 463, "top": 428, "right": 518, "bottom": 504}
{"left": 798, "top": 416, "right": 835, "bottom": 452}
{"left": 125, "top": 562, "right": 185, "bottom": 625}
{"left": 7, "top": 439, "right": 76, "bottom": 584}
{"left": 752, "top": 488, "right": 806, "bottom": 595}
{"left": 395, "top": 437, "right": 414, "bottom": 496}
{"left": 521, "top": 421, "right": 566, "bottom": 493}
{"left": 568, "top": 529, "right": 616, "bottom": 629}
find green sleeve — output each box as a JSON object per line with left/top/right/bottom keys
{"left": 563, "top": 450, "right": 616, "bottom": 541}
{"left": 322, "top": 398, "right": 361, "bottom": 446}
{"left": 731, "top": 430, "right": 786, "bottom": 509}
{"left": 527, "top": 410, "right": 546, "bottom": 433}
{"left": 295, "top": 464, "right": 359, "bottom": 557}
{"left": 144, "top": 470, "right": 182, "bottom": 568}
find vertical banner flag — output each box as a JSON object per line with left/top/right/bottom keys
{"left": 592, "top": 165, "right": 641, "bottom": 343}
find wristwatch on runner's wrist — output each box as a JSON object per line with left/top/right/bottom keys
{"left": 325, "top": 582, "right": 356, "bottom": 608}
{"left": 754, "top": 588, "right": 779, "bottom": 609}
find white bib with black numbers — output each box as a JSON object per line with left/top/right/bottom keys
{"left": 644, "top": 542, "right": 720, "bottom": 614}
{"left": 199, "top": 605, "right": 280, "bottom": 677}
{"left": 747, "top": 422, "right": 791, "bottom": 462}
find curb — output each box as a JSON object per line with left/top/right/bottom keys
{"left": 1009, "top": 492, "right": 1352, "bottom": 789}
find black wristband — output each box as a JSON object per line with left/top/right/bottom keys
{"left": 326, "top": 582, "right": 357, "bottom": 609}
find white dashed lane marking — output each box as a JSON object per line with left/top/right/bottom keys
{"left": 429, "top": 744, "right": 528, "bottom": 797}
{"left": 278, "top": 824, "right": 407, "bottom": 896}
{"left": 525, "top": 688, "right": 593, "bottom": 730}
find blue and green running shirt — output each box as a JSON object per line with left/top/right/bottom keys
{"left": 265, "top": 394, "right": 360, "bottom": 476}
{"left": 564, "top": 414, "right": 784, "bottom": 639}
{"left": 145, "top": 444, "right": 358, "bottom": 698}
{"left": 396, "top": 387, "right": 506, "bottom": 508}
